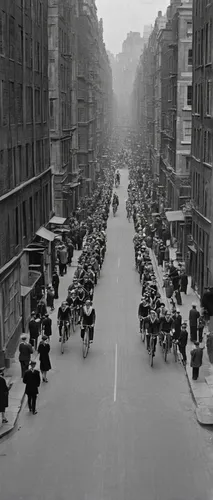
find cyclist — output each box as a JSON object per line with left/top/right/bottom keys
{"left": 159, "top": 311, "right": 174, "bottom": 348}
{"left": 81, "top": 299, "right": 96, "bottom": 343}
{"left": 57, "top": 301, "right": 71, "bottom": 342}
{"left": 138, "top": 297, "right": 150, "bottom": 335}
{"left": 83, "top": 275, "right": 94, "bottom": 301}
{"left": 112, "top": 192, "right": 119, "bottom": 207}
{"left": 144, "top": 310, "right": 159, "bottom": 355}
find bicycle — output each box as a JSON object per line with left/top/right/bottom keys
{"left": 112, "top": 204, "right": 117, "bottom": 217}
{"left": 82, "top": 325, "right": 93, "bottom": 359}
{"left": 161, "top": 331, "right": 172, "bottom": 362}
{"left": 60, "top": 321, "right": 70, "bottom": 354}
{"left": 70, "top": 307, "right": 77, "bottom": 333}
{"left": 148, "top": 333, "right": 156, "bottom": 367}
{"left": 172, "top": 339, "right": 178, "bottom": 362}
{"left": 139, "top": 317, "right": 146, "bottom": 342}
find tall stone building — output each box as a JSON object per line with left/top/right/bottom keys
{"left": 190, "top": 0, "right": 213, "bottom": 294}
{"left": 77, "top": 0, "right": 112, "bottom": 196}
{"left": 0, "top": 0, "right": 52, "bottom": 367}
{"left": 48, "top": 0, "right": 79, "bottom": 216}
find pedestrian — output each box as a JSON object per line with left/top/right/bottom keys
{"left": 19, "top": 334, "right": 33, "bottom": 378}
{"left": 198, "top": 312, "right": 206, "bottom": 343}
{"left": 178, "top": 322, "right": 188, "bottom": 365}
{"left": 172, "top": 309, "right": 182, "bottom": 340}
{"left": 46, "top": 285, "right": 55, "bottom": 311}
{"left": 59, "top": 244, "right": 68, "bottom": 275}
{"left": 189, "top": 303, "right": 200, "bottom": 342}
{"left": 42, "top": 312, "right": 52, "bottom": 339}
{"left": 190, "top": 341, "right": 204, "bottom": 380}
{"left": 67, "top": 239, "right": 74, "bottom": 266}
{"left": 52, "top": 268, "right": 60, "bottom": 299}
{"left": 0, "top": 367, "right": 9, "bottom": 424}
{"left": 38, "top": 336, "right": 51, "bottom": 382}
{"left": 29, "top": 311, "right": 40, "bottom": 350}
{"left": 23, "top": 360, "right": 40, "bottom": 414}
{"left": 180, "top": 269, "right": 188, "bottom": 294}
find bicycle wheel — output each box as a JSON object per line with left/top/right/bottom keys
{"left": 61, "top": 326, "right": 65, "bottom": 354}
{"left": 164, "top": 343, "right": 168, "bottom": 362}
{"left": 82, "top": 328, "right": 89, "bottom": 358}
{"left": 149, "top": 337, "right": 154, "bottom": 367}
{"left": 173, "top": 343, "right": 178, "bottom": 362}
{"left": 71, "top": 312, "right": 76, "bottom": 333}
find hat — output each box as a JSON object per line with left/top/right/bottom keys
{"left": 45, "top": 312, "right": 49, "bottom": 317}
{"left": 30, "top": 360, "right": 36, "bottom": 366}
{"left": 194, "top": 341, "right": 199, "bottom": 346}
{"left": 182, "top": 322, "right": 187, "bottom": 327}
{"left": 176, "top": 309, "right": 180, "bottom": 313}
{"left": 42, "top": 335, "right": 48, "bottom": 341}
{"left": 0, "top": 367, "right": 4, "bottom": 374}
{"left": 21, "top": 334, "right": 27, "bottom": 340}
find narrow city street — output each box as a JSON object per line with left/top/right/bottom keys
{"left": 1, "top": 169, "right": 213, "bottom": 500}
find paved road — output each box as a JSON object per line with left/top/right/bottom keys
{"left": 1, "top": 170, "right": 213, "bottom": 500}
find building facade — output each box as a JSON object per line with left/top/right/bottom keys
{"left": 190, "top": 0, "right": 213, "bottom": 294}
{"left": 0, "top": 0, "right": 52, "bottom": 366}
{"left": 48, "top": 0, "right": 79, "bottom": 217}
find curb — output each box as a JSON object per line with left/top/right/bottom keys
{"left": 0, "top": 391, "right": 26, "bottom": 439}
{"left": 149, "top": 249, "right": 213, "bottom": 425}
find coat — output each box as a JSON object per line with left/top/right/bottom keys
{"left": 29, "top": 319, "right": 39, "bottom": 339}
{"left": 190, "top": 347, "right": 204, "bottom": 368}
{"left": 81, "top": 307, "right": 96, "bottom": 326}
{"left": 52, "top": 273, "right": 59, "bottom": 288}
{"left": 189, "top": 308, "right": 200, "bottom": 327}
{"left": 23, "top": 369, "right": 40, "bottom": 395}
{"left": 42, "top": 317, "right": 52, "bottom": 336}
{"left": 0, "top": 375, "right": 9, "bottom": 412}
{"left": 38, "top": 342, "right": 51, "bottom": 372}
{"left": 19, "top": 342, "right": 33, "bottom": 362}
{"left": 178, "top": 329, "right": 188, "bottom": 347}
{"left": 46, "top": 289, "right": 54, "bottom": 308}
{"left": 59, "top": 248, "right": 68, "bottom": 264}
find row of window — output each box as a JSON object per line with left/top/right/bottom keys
{"left": 0, "top": 81, "right": 48, "bottom": 127}
{"left": 193, "top": 80, "right": 212, "bottom": 116}
{"left": 192, "top": 128, "right": 212, "bottom": 165}
{"left": 0, "top": 139, "right": 50, "bottom": 195}
{"left": 0, "top": 10, "right": 44, "bottom": 72}
{"left": 194, "top": 23, "right": 212, "bottom": 67}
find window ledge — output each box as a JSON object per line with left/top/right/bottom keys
{"left": 203, "top": 161, "right": 213, "bottom": 169}
{"left": 183, "top": 106, "right": 192, "bottom": 111}
{"left": 181, "top": 140, "right": 191, "bottom": 145}
{"left": 205, "top": 62, "right": 212, "bottom": 67}
{"left": 205, "top": 114, "right": 212, "bottom": 119}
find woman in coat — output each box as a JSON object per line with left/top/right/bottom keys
{"left": 0, "top": 368, "right": 9, "bottom": 423}
{"left": 46, "top": 285, "right": 55, "bottom": 311}
{"left": 38, "top": 336, "right": 51, "bottom": 382}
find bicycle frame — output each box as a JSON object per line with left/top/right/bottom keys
{"left": 82, "top": 325, "right": 91, "bottom": 358}
{"left": 149, "top": 334, "right": 156, "bottom": 367}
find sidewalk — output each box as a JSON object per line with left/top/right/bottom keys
{"left": 0, "top": 251, "right": 80, "bottom": 439}
{"left": 150, "top": 247, "right": 213, "bottom": 425}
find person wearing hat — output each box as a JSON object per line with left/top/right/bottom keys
{"left": 172, "top": 309, "right": 182, "bottom": 341}
{"left": 29, "top": 312, "right": 40, "bottom": 350}
{"left": 19, "top": 334, "right": 33, "bottom": 378}
{"left": 23, "top": 360, "right": 40, "bottom": 414}
{"left": 42, "top": 312, "right": 52, "bottom": 339}
{"left": 189, "top": 303, "right": 200, "bottom": 342}
{"left": 38, "top": 336, "right": 51, "bottom": 382}
{"left": 52, "top": 268, "right": 60, "bottom": 300}
{"left": 178, "top": 323, "right": 188, "bottom": 364}
{"left": 190, "top": 341, "right": 205, "bottom": 380}
{"left": 0, "top": 367, "right": 9, "bottom": 424}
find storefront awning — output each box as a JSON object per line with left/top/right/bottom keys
{"left": 21, "top": 271, "right": 42, "bottom": 295}
{"left": 188, "top": 244, "right": 197, "bottom": 254}
{"left": 69, "top": 182, "right": 80, "bottom": 188}
{"left": 36, "top": 226, "right": 55, "bottom": 242}
{"left": 165, "top": 210, "right": 185, "bottom": 222}
{"left": 49, "top": 216, "right": 67, "bottom": 225}
{"left": 85, "top": 178, "right": 92, "bottom": 182}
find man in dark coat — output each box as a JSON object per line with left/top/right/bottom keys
{"left": 180, "top": 270, "right": 188, "bottom": 294}
{"left": 178, "top": 322, "right": 188, "bottom": 364}
{"left": 23, "top": 360, "right": 40, "bottom": 414}
{"left": 190, "top": 341, "right": 204, "bottom": 380}
{"left": 42, "top": 313, "right": 52, "bottom": 338}
{"left": 29, "top": 312, "right": 40, "bottom": 350}
{"left": 0, "top": 368, "right": 9, "bottom": 423}
{"left": 189, "top": 303, "right": 200, "bottom": 342}
{"left": 172, "top": 309, "right": 182, "bottom": 340}
{"left": 19, "top": 334, "right": 33, "bottom": 378}
{"left": 52, "top": 268, "right": 60, "bottom": 299}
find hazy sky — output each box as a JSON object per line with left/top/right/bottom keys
{"left": 96, "top": 0, "right": 170, "bottom": 55}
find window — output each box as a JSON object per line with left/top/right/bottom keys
{"left": 204, "top": 130, "right": 212, "bottom": 164}
{"left": 205, "top": 23, "right": 212, "bottom": 65}
{"left": 8, "top": 148, "right": 13, "bottom": 189}
{"left": 35, "top": 88, "right": 41, "bottom": 121}
{"left": 16, "top": 83, "right": 23, "bottom": 124}
{"left": 36, "top": 140, "right": 41, "bottom": 172}
{"left": 35, "top": 42, "right": 40, "bottom": 72}
{"left": 183, "top": 121, "right": 192, "bottom": 142}
{"left": 15, "top": 207, "right": 19, "bottom": 246}
{"left": 9, "top": 81, "right": 15, "bottom": 125}
{"left": 18, "top": 145, "right": 22, "bottom": 181}
{"left": 185, "top": 156, "right": 190, "bottom": 171}
{"left": 17, "top": 25, "right": 23, "bottom": 64}
{"left": 206, "top": 80, "right": 211, "bottom": 115}
{"left": 43, "top": 89, "right": 48, "bottom": 122}
{"left": 187, "top": 85, "right": 192, "bottom": 106}
{"left": 187, "top": 22, "right": 192, "bottom": 36}
{"left": 26, "top": 86, "right": 33, "bottom": 122}
{"left": 26, "top": 143, "right": 29, "bottom": 178}
{"left": 12, "top": 147, "right": 18, "bottom": 186}
{"left": 0, "top": 10, "right": 6, "bottom": 56}
{"left": 9, "top": 16, "right": 15, "bottom": 59}
{"left": 188, "top": 49, "right": 193, "bottom": 66}
{"left": 29, "top": 196, "right": 33, "bottom": 234}
{"left": 22, "top": 201, "right": 27, "bottom": 238}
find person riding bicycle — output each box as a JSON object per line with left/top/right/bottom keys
{"left": 115, "top": 170, "right": 120, "bottom": 185}
{"left": 144, "top": 310, "right": 159, "bottom": 355}
{"left": 81, "top": 299, "right": 96, "bottom": 343}
{"left": 138, "top": 297, "right": 150, "bottom": 334}
{"left": 57, "top": 301, "right": 71, "bottom": 341}
{"left": 66, "top": 289, "right": 78, "bottom": 308}
{"left": 112, "top": 192, "right": 119, "bottom": 207}
{"left": 83, "top": 275, "right": 94, "bottom": 301}
{"left": 160, "top": 311, "right": 173, "bottom": 348}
